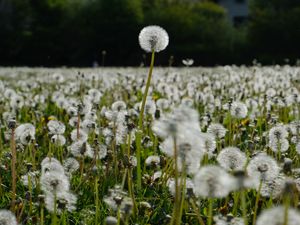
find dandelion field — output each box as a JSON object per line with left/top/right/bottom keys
{"left": 0, "top": 64, "right": 299, "bottom": 225}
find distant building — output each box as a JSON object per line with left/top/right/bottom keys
{"left": 214, "top": 0, "right": 249, "bottom": 25}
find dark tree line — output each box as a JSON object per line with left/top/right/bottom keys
{"left": 0, "top": 0, "right": 299, "bottom": 67}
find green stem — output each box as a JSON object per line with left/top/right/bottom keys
{"left": 252, "top": 180, "right": 262, "bottom": 225}
{"left": 283, "top": 196, "right": 290, "bottom": 225}
{"left": 136, "top": 50, "right": 155, "bottom": 191}
{"left": 11, "top": 127, "right": 16, "bottom": 212}
{"left": 95, "top": 177, "right": 99, "bottom": 224}
{"left": 138, "top": 50, "right": 155, "bottom": 129}
{"left": 208, "top": 198, "right": 213, "bottom": 225}
{"left": 171, "top": 137, "right": 180, "bottom": 225}
{"left": 241, "top": 189, "right": 248, "bottom": 225}
{"left": 52, "top": 192, "right": 57, "bottom": 225}
{"left": 190, "top": 198, "right": 205, "bottom": 225}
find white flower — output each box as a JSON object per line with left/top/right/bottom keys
{"left": 138, "top": 25, "right": 169, "bottom": 52}
{"left": 0, "top": 210, "right": 17, "bottom": 225}
{"left": 230, "top": 101, "right": 248, "bottom": 119}
{"left": 217, "top": 147, "right": 247, "bottom": 171}
{"left": 193, "top": 165, "right": 236, "bottom": 198}
{"left": 256, "top": 206, "right": 300, "bottom": 225}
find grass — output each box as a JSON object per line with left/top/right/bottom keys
{"left": 0, "top": 66, "right": 299, "bottom": 224}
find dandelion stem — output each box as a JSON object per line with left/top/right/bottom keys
{"left": 11, "top": 127, "right": 17, "bottom": 212}
{"left": 190, "top": 198, "right": 205, "bottom": 225}
{"left": 136, "top": 50, "right": 155, "bottom": 191}
{"left": 171, "top": 136, "right": 181, "bottom": 225}
{"left": 126, "top": 133, "right": 137, "bottom": 216}
{"left": 283, "top": 195, "right": 290, "bottom": 225}
{"left": 253, "top": 180, "right": 263, "bottom": 225}
{"left": 241, "top": 189, "right": 248, "bottom": 225}
{"left": 208, "top": 198, "right": 213, "bottom": 225}
{"left": 95, "top": 176, "right": 99, "bottom": 224}
{"left": 52, "top": 192, "right": 57, "bottom": 225}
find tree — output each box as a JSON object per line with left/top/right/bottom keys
{"left": 248, "top": 0, "right": 300, "bottom": 64}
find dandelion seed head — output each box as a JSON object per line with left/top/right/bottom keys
{"left": 217, "top": 147, "right": 247, "bottom": 171}
{"left": 47, "top": 120, "right": 65, "bottom": 135}
{"left": 63, "top": 157, "right": 80, "bottom": 174}
{"left": 214, "top": 214, "right": 244, "bottom": 225}
{"left": 138, "top": 25, "right": 169, "bottom": 53}
{"left": 193, "top": 165, "right": 236, "bottom": 198}
{"left": 202, "top": 133, "right": 217, "bottom": 158}
{"left": 68, "top": 141, "right": 94, "bottom": 158}
{"left": 40, "top": 171, "right": 70, "bottom": 194}
{"left": 247, "top": 153, "right": 279, "bottom": 182}
{"left": 70, "top": 129, "right": 88, "bottom": 142}
{"left": 45, "top": 191, "right": 77, "bottom": 214}
{"left": 260, "top": 173, "right": 286, "bottom": 199}
{"left": 207, "top": 123, "right": 227, "bottom": 139}
{"left": 0, "top": 210, "right": 17, "bottom": 225}
{"left": 145, "top": 155, "right": 161, "bottom": 167}
{"left": 256, "top": 206, "right": 300, "bottom": 225}
{"left": 230, "top": 101, "right": 248, "bottom": 119}
{"left": 41, "top": 157, "right": 65, "bottom": 175}
{"left": 51, "top": 134, "right": 66, "bottom": 146}
{"left": 269, "top": 125, "right": 288, "bottom": 141}
{"left": 111, "top": 100, "right": 127, "bottom": 112}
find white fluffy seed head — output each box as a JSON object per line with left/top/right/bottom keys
{"left": 256, "top": 206, "right": 300, "bottom": 225}
{"left": 138, "top": 25, "right": 169, "bottom": 53}
{"left": 217, "top": 147, "right": 247, "bottom": 171}
{"left": 247, "top": 153, "right": 279, "bottom": 182}
{"left": 0, "top": 210, "right": 17, "bottom": 225}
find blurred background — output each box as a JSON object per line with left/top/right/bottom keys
{"left": 0, "top": 0, "right": 300, "bottom": 67}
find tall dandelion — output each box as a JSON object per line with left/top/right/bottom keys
{"left": 136, "top": 25, "right": 169, "bottom": 190}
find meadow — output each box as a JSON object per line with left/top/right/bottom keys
{"left": 0, "top": 64, "right": 299, "bottom": 225}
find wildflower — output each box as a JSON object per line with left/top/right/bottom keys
{"left": 207, "top": 123, "right": 227, "bottom": 139}
{"left": 21, "top": 171, "right": 39, "bottom": 188}
{"left": 68, "top": 141, "right": 94, "bottom": 158}
{"left": 160, "top": 128, "right": 204, "bottom": 175}
{"left": 105, "top": 216, "right": 118, "bottom": 225}
{"left": 182, "top": 59, "right": 194, "bottom": 67}
{"left": 145, "top": 155, "right": 161, "bottom": 167}
{"left": 15, "top": 123, "right": 35, "bottom": 145}
{"left": 47, "top": 120, "right": 65, "bottom": 135}
{"left": 51, "top": 134, "right": 66, "bottom": 146}
{"left": 40, "top": 170, "right": 70, "bottom": 194}
{"left": 88, "top": 89, "right": 102, "bottom": 104}
{"left": 217, "top": 147, "right": 247, "bottom": 171}
{"left": 111, "top": 100, "right": 127, "bottom": 112}
{"left": 269, "top": 125, "right": 289, "bottom": 141}
{"left": 153, "top": 106, "right": 200, "bottom": 138}
{"left": 63, "top": 158, "right": 80, "bottom": 175}
{"left": 260, "top": 173, "right": 286, "bottom": 199}
{"left": 193, "top": 165, "right": 236, "bottom": 198}
{"left": 247, "top": 153, "right": 279, "bottom": 182}
{"left": 41, "top": 157, "right": 65, "bottom": 175}
{"left": 268, "top": 125, "right": 290, "bottom": 152}
{"left": 230, "top": 102, "right": 248, "bottom": 119}
{"left": 0, "top": 210, "right": 17, "bottom": 225}
{"left": 138, "top": 25, "right": 169, "bottom": 53}
{"left": 214, "top": 214, "right": 244, "bottom": 225}
{"left": 167, "top": 177, "right": 195, "bottom": 197}
{"left": 81, "top": 119, "right": 96, "bottom": 133}
{"left": 202, "top": 133, "right": 217, "bottom": 158}
{"left": 156, "top": 98, "right": 170, "bottom": 110}
{"left": 256, "top": 206, "right": 300, "bottom": 225}
{"left": 70, "top": 129, "right": 88, "bottom": 142}
{"left": 104, "top": 185, "right": 133, "bottom": 215}
{"left": 10, "top": 94, "right": 24, "bottom": 110}
{"left": 94, "top": 143, "right": 108, "bottom": 160}
{"left": 44, "top": 191, "right": 77, "bottom": 214}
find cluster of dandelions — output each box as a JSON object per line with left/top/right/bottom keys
{"left": 0, "top": 26, "right": 300, "bottom": 225}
